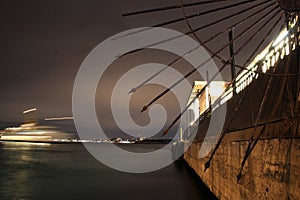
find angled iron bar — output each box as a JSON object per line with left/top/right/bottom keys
{"left": 122, "top": 0, "right": 226, "bottom": 17}
{"left": 293, "top": 12, "right": 300, "bottom": 118}
{"left": 180, "top": 0, "right": 224, "bottom": 63}
{"left": 128, "top": 4, "right": 276, "bottom": 94}
{"left": 115, "top": 0, "right": 273, "bottom": 43}
{"left": 162, "top": 9, "right": 281, "bottom": 135}
{"left": 141, "top": 7, "right": 280, "bottom": 113}
{"left": 180, "top": 0, "right": 273, "bottom": 96}
{"left": 128, "top": 45, "right": 200, "bottom": 93}
{"left": 206, "top": 18, "right": 291, "bottom": 140}
{"left": 205, "top": 18, "right": 287, "bottom": 172}
{"left": 152, "top": 0, "right": 261, "bottom": 28}
{"left": 236, "top": 49, "right": 287, "bottom": 182}
{"left": 235, "top": 9, "right": 282, "bottom": 56}
{"left": 179, "top": 0, "right": 273, "bottom": 34}
{"left": 118, "top": 2, "right": 277, "bottom": 66}
{"left": 244, "top": 15, "right": 284, "bottom": 67}
{"left": 229, "top": 28, "right": 236, "bottom": 82}
{"left": 203, "top": 58, "right": 269, "bottom": 171}
{"left": 179, "top": 0, "right": 275, "bottom": 64}
{"left": 204, "top": 88, "right": 250, "bottom": 172}
{"left": 202, "top": 1, "right": 276, "bottom": 45}
{"left": 236, "top": 124, "right": 267, "bottom": 182}
{"left": 127, "top": 2, "right": 273, "bottom": 94}
{"left": 162, "top": 59, "right": 230, "bottom": 136}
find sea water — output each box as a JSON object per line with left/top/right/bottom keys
{"left": 0, "top": 142, "right": 216, "bottom": 200}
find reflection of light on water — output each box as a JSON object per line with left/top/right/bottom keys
{"left": 1, "top": 141, "right": 51, "bottom": 150}
{"left": 1, "top": 142, "right": 39, "bottom": 198}
{"left": 1, "top": 142, "right": 51, "bottom": 166}
{"left": 4, "top": 169, "right": 32, "bottom": 199}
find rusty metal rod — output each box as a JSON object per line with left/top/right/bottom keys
{"left": 244, "top": 16, "right": 284, "bottom": 67}
{"left": 118, "top": 1, "right": 275, "bottom": 65}
{"left": 202, "top": 1, "right": 276, "bottom": 45}
{"left": 141, "top": 7, "right": 280, "bottom": 113}
{"left": 122, "top": 0, "right": 226, "bottom": 17}
{"left": 162, "top": 9, "right": 282, "bottom": 135}
{"left": 129, "top": 3, "right": 276, "bottom": 94}
{"left": 115, "top": 0, "right": 271, "bottom": 49}
{"left": 178, "top": 0, "right": 273, "bottom": 65}
{"left": 177, "top": 0, "right": 272, "bottom": 33}
{"left": 152, "top": 0, "right": 261, "bottom": 28}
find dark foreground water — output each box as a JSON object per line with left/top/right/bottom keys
{"left": 0, "top": 142, "right": 216, "bottom": 200}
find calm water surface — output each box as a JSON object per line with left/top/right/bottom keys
{"left": 0, "top": 142, "right": 216, "bottom": 200}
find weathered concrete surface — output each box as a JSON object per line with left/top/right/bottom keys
{"left": 184, "top": 130, "right": 300, "bottom": 199}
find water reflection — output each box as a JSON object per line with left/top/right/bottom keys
{"left": 0, "top": 143, "right": 216, "bottom": 200}
{"left": 1, "top": 141, "right": 51, "bottom": 149}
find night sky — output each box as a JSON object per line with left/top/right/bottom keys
{"left": 0, "top": 0, "right": 149, "bottom": 122}
{"left": 0, "top": 0, "right": 284, "bottom": 137}
{"left": 0, "top": 0, "right": 191, "bottom": 138}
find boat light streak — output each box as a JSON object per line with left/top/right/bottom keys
{"left": 23, "top": 108, "right": 37, "bottom": 114}
{"left": 44, "top": 117, "right": 74, "bottom": 121}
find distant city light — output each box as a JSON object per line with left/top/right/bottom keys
{"left": 23, "top": 108, "right": 37, "bottom": 114}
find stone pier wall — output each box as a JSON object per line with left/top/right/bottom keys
{"left": 184, "top": 130, "right": 300, "bottom": 199}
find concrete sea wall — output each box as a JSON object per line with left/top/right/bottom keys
{"left": 184, "top": 127, "right": 300, "bottom": 199}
